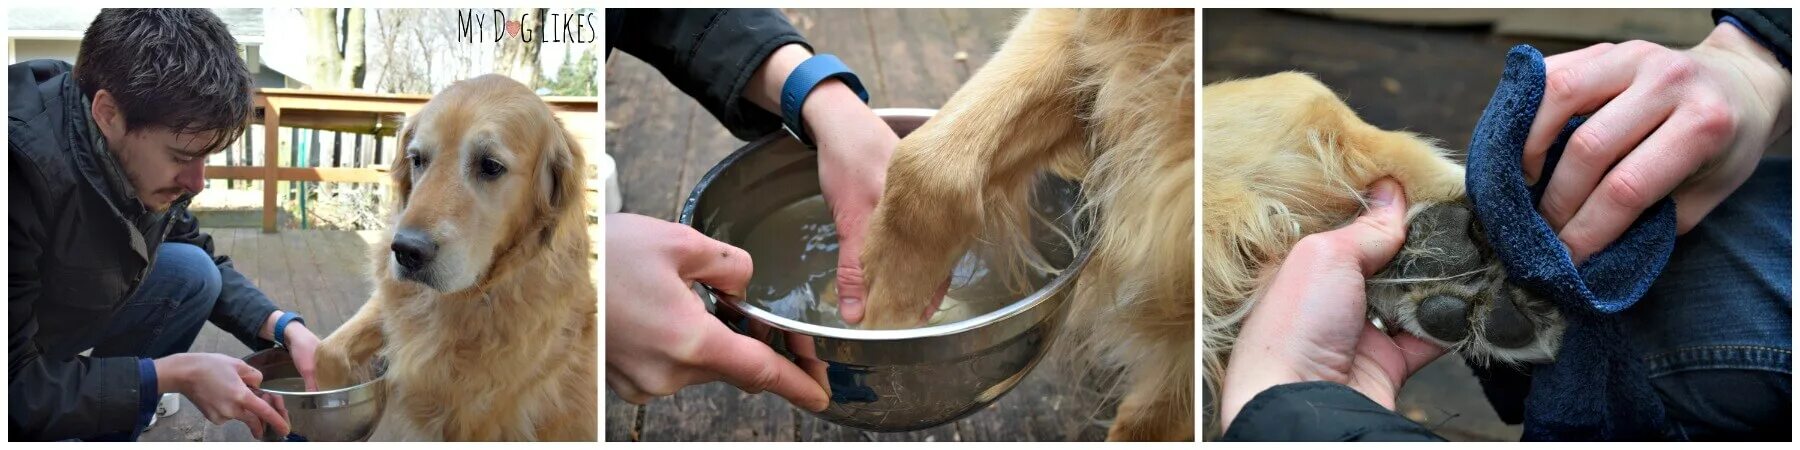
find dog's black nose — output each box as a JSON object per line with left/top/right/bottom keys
{"left": 391, "top": 229, "right": 438, "bottom": 272}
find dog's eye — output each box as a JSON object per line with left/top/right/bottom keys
{"left": 478, "top": 156, "right": 506, "bottom": 179}
{"left": 409, "top": 152, "right": 428, "bottom": 169}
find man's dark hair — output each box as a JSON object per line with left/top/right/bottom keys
{"left": 75, "top": 8, "right": 253, "bottom": 154}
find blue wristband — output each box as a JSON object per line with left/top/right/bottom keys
{"left": 273, "top": 311, "right": 304, "bottom": 347}
{"left": 780, "top": 54, "right": 870, "bottom": 148}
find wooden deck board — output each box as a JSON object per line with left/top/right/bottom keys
{"left": 605, "top": 52, "right": 696, "bottom": 221}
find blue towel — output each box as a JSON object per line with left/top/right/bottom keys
{"left": 1464, "top": 45, "right": 1676, "bottom": 440}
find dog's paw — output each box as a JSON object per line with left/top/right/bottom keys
{"left": 856, "top": 142, "right": 982, "bottom": 329}
{"left": 859, "top": 217, "right": 952, "bottom": 329}
{"left": 1369, "top": 202, "right": 1566, "bottom": 365}
{"left": 312, "top": 338, "right": 360, "bottom": 390}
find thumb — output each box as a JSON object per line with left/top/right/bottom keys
{"left": 700, "top": 327, "right": 831, "bottom": 412}
{"left": 1331, "top": 178, "right": 1411, "bottom": 276}
{"left": 672, "top": 229, "right": 755, "bottom": 298}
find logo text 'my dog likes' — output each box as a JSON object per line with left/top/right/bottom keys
{"left": 456, "top": 9, "right": 596, "bottom": 44}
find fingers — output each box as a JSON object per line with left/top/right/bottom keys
{"left": 1389, "top": 331, "right": 1448, "bottom": 377}
{"left": 830, "top": 198, "right": 875, "bottom": 324}
{"left": 1525, "top": 42, "right": 1640, "bottom": 184}
{"left": 240, "top": 387, "right": 289, "bottom": 438}
{"left": 1537, "top": 85, "right": 1678, "bottom": 232}
{"left": 1339, "top": 178, "right": 1411, "bottom": 276}
{"left": 605, "top": 369, "right": 650, "bottom": 405}
{"left": 1356, "top": 325, "right": 1446, "bottom": 395}
{"left": 294, "top": 352, "right": 319, "bottom": 392}
{"left": 836, "top": 264, "right": 867, "bottom": 324}
{"left": 1559, "top": 102, "right": 1732, "bottom": 263}
{"left": 241, "top": 406, "right": 264, "bottom": 440}
{"left": 670, "top": 228, "right": 755, "bottom": 298}
{"left": 920, "top": 278, "right": 950, "bottom": 323}
{"left": 700, "top": 327, "right": 830, "bottom": 412}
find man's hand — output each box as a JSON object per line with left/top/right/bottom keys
{"left": 1219, "top": 179, "right": 1446, "bottom": 431}
{"left": 1525, "top": 23, "right": 1791, "bottom": 264}
{"left": 154, "top": 353, "right": 290, "bottom": 440}
{"left": 805, "top": 82, "right": 899, "bottom": 325}
{"left": 741, "top": 43, "right": 902, "bottom": 325}
{"left": 282, "top": 323, "right": 322, "bottom": 391}
{"left": 603, "top": 214, "right": 830, "bottom": 411}
{"left": 260, "top": 310, "right": 322, "bottom": 391}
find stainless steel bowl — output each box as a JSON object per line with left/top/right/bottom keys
{"left": 678, "top": 108, "right": 1091, "bottom": 431}
{"left": 243, "top": 348, "right": 387, "bottom": 442}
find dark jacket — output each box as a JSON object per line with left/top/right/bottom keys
{"left": 1717, "top": 8, "right": 1791, "bottom": 68}
{"left": 8, "top": 59, "right": 280, "bottom": 441}
{"left": 606, "top": 8, "right": 809, "bottom": 140}
{"left": 1221, "top": 382, "right": 1446, "bottom": 441}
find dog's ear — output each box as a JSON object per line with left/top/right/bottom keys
{"left": 390, "top": 119, "right": 416, "bottom": 207}
{"left": 536, "top": 118, "right": 586, "bottom": 217}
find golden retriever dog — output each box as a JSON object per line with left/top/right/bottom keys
{"left": 1200, "top": 72, "right": 1565, "bottom": 435}
{"left": 857, "top": 9, "right": 1195, "bottom": 441}
{"left": 314, "top": 74, "right": 597, "bottom": 441}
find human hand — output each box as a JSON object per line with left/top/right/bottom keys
{"left": 603, "top": 213, "right": 830, "bottom": 411}
{"left": 1218, "top": 179, "right": 1446, "bottom": 431}
{"left": 740, "top": 44, "right": 906, "bottom": 325}
{"left": 154, "top": 353, "right": 289, "bottom": 440}
{"left": 281, "top": 322, "right": 322, "bottom": 392}
{"left": 804, "top": 82, "right": 901, "bottom": 325}
{"left": 1525, "top": 23, "right": 1792, "bottom": 264}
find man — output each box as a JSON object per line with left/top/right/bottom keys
{"left": 10, "top": 9, "right": 322, "bottom": 441}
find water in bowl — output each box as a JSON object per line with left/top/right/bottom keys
{"left": 737, "top": 195, "right": 1046, "bottom": 329}
{"left": 261, "top": 377, "right": 308, "bottom": 393}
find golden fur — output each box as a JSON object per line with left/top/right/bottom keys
{"left": 1200, "top": 72, "right": 1564, "bottom": 437}
{"left": 858, "top": 9, "right": 1195, "bottom": 441}
{"left": 315, "top": 74, "right": 597, "bottom": 441}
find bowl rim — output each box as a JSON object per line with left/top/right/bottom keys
{"left": 678, "top": 107, "right": 1092, "bottom": 342}
{"left": 244, "top": 348, "right": 386, "bottom": 397}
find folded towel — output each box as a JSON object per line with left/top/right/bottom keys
{"left": 1463, "top": 45, "right": 1676, "bottom": 440}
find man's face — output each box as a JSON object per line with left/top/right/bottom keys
{"left": 92, "top": 90, "right": 215, "bottom": 212}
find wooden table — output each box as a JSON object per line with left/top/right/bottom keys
{"left": 206, "top": 89, "right": 598, "bottom": 233}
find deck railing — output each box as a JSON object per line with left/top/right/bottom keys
{"left": 207, "top": 88, "right": 598, "bottom": 232}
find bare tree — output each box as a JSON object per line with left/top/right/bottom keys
{"left": 303, "top": 8, "right": 366, "bottom": 90}
{"left": 494, "top": 8, "right": 546, "bottom": 86}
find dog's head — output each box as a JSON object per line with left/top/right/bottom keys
{"left": 388, "top": 74, "right": 584, "bottom": 293}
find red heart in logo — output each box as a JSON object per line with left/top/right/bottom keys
{"left": 505, "top": 19, "right": 522, "bottom": 38}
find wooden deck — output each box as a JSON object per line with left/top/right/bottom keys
{"left": 604, "top": 8, "right": 1112, "bottom": 441}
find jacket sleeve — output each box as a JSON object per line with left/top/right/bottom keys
{"left": 9, "top": 153, "right": 145, "bottom": 441}
{"left": 608, "top": 8, "right": 811, "bottom": 140}
{"left": 163, "top": 208, "right": 278, "bottom": 351}
{"left": 1220, "top": 381, "right": 1446, "bottom": 441}
{"left": 1715, "top": 8, "right": 1791, "bottom": 69}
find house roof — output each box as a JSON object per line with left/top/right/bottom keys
{"left": 7, "top": 8, "right": 264, "bottom": 43}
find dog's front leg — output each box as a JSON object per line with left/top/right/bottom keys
{"left": 859, "top": 9, "right": 1089, "bottom": 329}
{"left": 315, "top": 298, "right": 387, "bottom": 389}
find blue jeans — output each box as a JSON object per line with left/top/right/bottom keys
{"left": 1620, "top": 156, "right": 1793, "bottom": 440}
{"left": 81, "top": 243, "right": 222, "bottom": 441}
{"left": 89, "top": 243, "right": 224, "bottom": 361}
